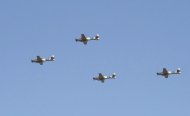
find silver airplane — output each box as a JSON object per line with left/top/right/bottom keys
{"left": 31, "top": 55, "right": 55, "bottom": 65}
{"left": 157, "top": 68, "right": 181, "bottom": 78}
{"left": 75, "top": 34, "right": 100, "bottom": 45}
{"left": 93, "top": 73, "right": 116, "bottom": 83}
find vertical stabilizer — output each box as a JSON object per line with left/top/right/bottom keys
{"left": 112, "top": 73, "right": 116, "bottom": 78}
{"left": 49, "top": 55, "right": 55, "bottom": 61}
{"left": 94, "top": 34, "right": 100, "bottom": 40}
{"left": 177, "top": 68, "right": 181, "bottom": 74}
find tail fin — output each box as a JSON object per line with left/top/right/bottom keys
{"left": 177, "top": 68, "right": 181, "bottom": 74}
{"left": 112, "top": 73, "right": 116, "bottom": 78}
{"left": 95, "top": 34, "right": 100, "bottom": 40}
{"left": 49, "top": 55, "right": 55, "bottom": 61}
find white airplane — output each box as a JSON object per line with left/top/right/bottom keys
{"left": 157, "top": 68, "right": 181, "bottom": 78}
{"left": 93, "top": 73, "right": 116, "bottom": 83}
{"left": 31, "top": 55, "right": 55, "bottom": 65}
{"left": 75, "top": 34, "right": 100, "bottom": 45}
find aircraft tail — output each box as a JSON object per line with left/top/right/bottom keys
{"left": 49, "top": 55, "right": 55, "bottom": 61}
{"left": 111, "top": 73, "right": 116, "bottom": 78}
{"left": 176, "top": 68, "right": 181, "bottom": 74}
{"left": 94, "top": 34, "right": 100, "bottom": 40}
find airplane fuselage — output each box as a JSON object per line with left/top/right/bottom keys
{"left": 93, "top": 76, "right": 108, "bottom": 80}
{"left": 93, "top": 77, "right": 105, "bottom": 83}
{"left": 31, "top": 58, "right": 46, "bottom": 63}
{"left": 76, "top": 37, "right": 92, "bottom": 42}
{"left": 93, "top": 77, "right": 105, "bottom": 81}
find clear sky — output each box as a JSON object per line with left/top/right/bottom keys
{"left": 0, "top": 0, "right": 190, "bottom": 116}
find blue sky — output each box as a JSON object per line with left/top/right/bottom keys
{"left": 0, "top": 0, "right": 190, "bottom": 116}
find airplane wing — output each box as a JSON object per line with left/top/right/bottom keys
{"left": 37, "top": 56, "right": 42, "bottom": 60}
{"left": 81, "top": 34, "right": 86, "bottom": 39}
{"left": 164, "top": 75, "right": 168, "bottom": 78}
{"left": 99, "top": 73, "right": 104, "bottom": 80}
{"left": 163, "top": 68, "right": 168, "bottom": 74}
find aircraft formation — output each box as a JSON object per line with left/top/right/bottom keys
{"left": 31, "top": 34, "right": 181, "bottom": 83}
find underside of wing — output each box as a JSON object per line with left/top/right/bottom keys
{"left": 101, "top": 80, "right": 104, "bottom": 83}
{"left": 83, "top": 41, "right": 87, "bottom": 45}
{"left": 164, "top": 75, "right": 168, "bottom": 78}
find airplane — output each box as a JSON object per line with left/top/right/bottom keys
{"left": 157, "top": 68, "right": 181, "bottom": 78}
{"left": 75, "top": 34, "right": 100, "bottom": 45}
{"left": 93, "top": 73, "right": 116, "bottom": 83}
{"left": 31, "top": 55, "right": 55, "bottom": 65}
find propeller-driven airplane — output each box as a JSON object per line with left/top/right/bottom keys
{"left": 31, "top": 55, "right": 55, "bottom": 65}
{"left": 75, "top": 34, "right": 100, "bottom": 45}
{"left": 93, "top": 73, "right": 116, "bottom": 83}
{"left": 157, "top": 68, "right": 181, "bottom": 78}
